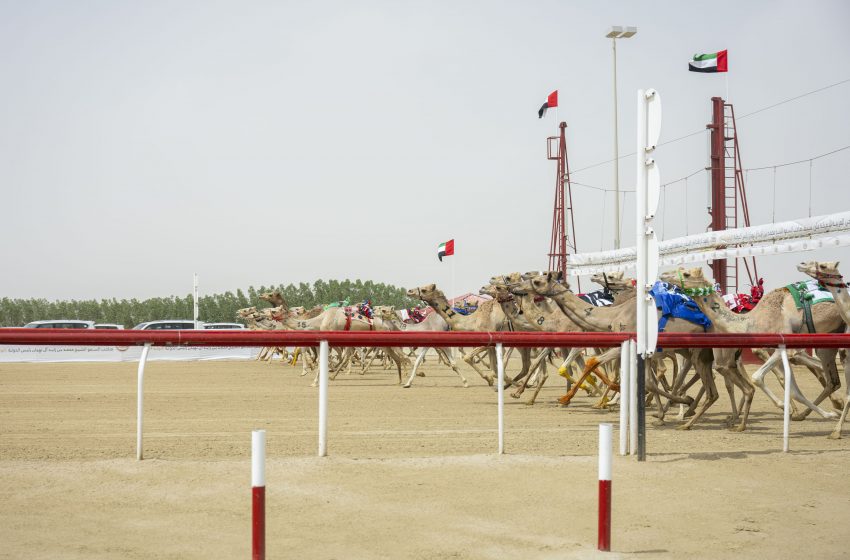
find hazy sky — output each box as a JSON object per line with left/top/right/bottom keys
{"left": 2, "top": 0, "right": 849, "bottom": 301}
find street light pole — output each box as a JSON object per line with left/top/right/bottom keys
{"left": 606, "top": 26, "right": 637, "bottom": 250}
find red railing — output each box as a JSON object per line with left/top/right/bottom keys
{"left": 1, "top": 329, "right": 848, "bottom": 348}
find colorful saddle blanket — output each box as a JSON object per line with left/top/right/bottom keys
{"left": 578, "top": 290, "right": 614, "bottom": 307}
{"left": 451, "top": 304, "right": 478, "bottom": 316}
{"left": 649, "top": 281, "right": 712, "bottom": 332}
{"left": 787, "top": 279, "right": 834, "bottom": 310}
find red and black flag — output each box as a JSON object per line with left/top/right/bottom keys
{"left": 538, "top": 90, "right": 558, "bottom": 118}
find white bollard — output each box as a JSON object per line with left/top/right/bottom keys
{"left": 496, "top": 342, "right": 505, "bottom": 455}
{"left": 136, "top": 343, "right": 151, "bottom": 461}
{"left": 629, "top": 340, "right": 638, "bottom": 456}
{"left": 779, "top": 345, "right": 792, "bottom": 453}
{"left": 318, "top": 340, "right": 329, "bottom": 457}
{"left": 619, "top": 339, "right": 631, "bottom": 456}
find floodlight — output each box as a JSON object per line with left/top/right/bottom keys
{"left": 620, "top": 26, "right": 637, "bottom": 38}
{"left": 606, "top": 26, "right": 623, "bottom": 38}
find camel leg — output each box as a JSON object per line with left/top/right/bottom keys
{"left": 512, "top": 350, "right": 547, "bottom": 399}
{"left": 792, "top": 349, "right": 841, "bottom": 420}
{"left": 403, "top": 347, "right": 430, "bottom": 388}
{"left": 463, "top": 347, "right": 495, "bottom": 386}
{"left": 751, "top": 351, "right": 787, "bottom": 408}
{"left": 729, "top": 359, "right": 756, "bottom": 431}
{"left": 528, "top": 358, "right": 549, "bottom": 406}
{"left": 559, "top": 349, "right": 620, "bottom": 406}
{"left": 678, "top": 354, "right": 719, "bottom": 430}
{"left": 438, "top": 347, "right": 469, "bottom": 388}
{"left": 829, "top": 352, "right": 850, "bottom": 439}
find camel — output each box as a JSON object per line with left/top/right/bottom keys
{"left": 479, "top": 281, "right": 597, "bottom": 405}
{"left": 659, "top": 267, "right": 842, "bottom": 421}
{"left": 406, "top": 284, "right": 530, "bottom": 386}
{"left": 797, "top": 260, "right": 850, "bottom": 438}
{"left": 372, "top": 306, "right": 471, "bottom": 388}
{"left": 512, "top": 272, "right": 739, "bottom": 431}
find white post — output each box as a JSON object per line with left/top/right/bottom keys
{"left": 629, "top": 339, "right": 638, "bottom": 456}
{"left": 598, "top": 422, "right": 613, "bottom": 550}
{"left": 193, "top": 273, "right": 199, "bottom": 327}
{"left": 496, "top": 342, "right": 505, "bottom": 455}
{"left": 136, "top": 343, "right": 151, "bottom": 461}
{"left": 318, "top": 340, "right": 329, "bottom": 457}
{"left": 780, "top": 345, "right": 792, "bottom": 453}
{"left": 618, "top": 339, "right": 631, "bottom": 455}
{"left": 252, "top": 429, "right": 266, "bottom": 487}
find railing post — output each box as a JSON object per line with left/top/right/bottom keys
{"left": 318, "top": 340, "right": 329, "bottom": 457}
{"left": 629, "top": 340, "right": 638, "bottom": 457}
{"left": 779, "top": 344, "right": 792, "bottom": 452}
{"left": 496, "top": 342, "right": 505, "bottom": 455}
{"left": 136, "top": 343, "right": 151, "bottom": 461}
{"left": 619, "top": 339, "right": 631, "bottom": 456}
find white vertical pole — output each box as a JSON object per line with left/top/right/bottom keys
{"left": 193, "top": 272, "right": 199, "bottom": 327}
{"left": 318, "top": 340, "right": 329, "bottom": 457}
{"left": 618, "top": 339, "right": 630, "bottom": 455}
{"left": 496, "top": 342, "right": 505, "bottom": 455}
{"left": 598, "top": 423, "right": 613, "bottom": 551}
{"left": 612, "top": 37, "right": 620, "bottom": 250}
{"left": 136, "top": 342, "right": 151, "bottom": 461}
{"left": 629, "top": 339, "right": 638, "bottom": 456}
{"left": 780, "top": 345, "right": 792, "bottom": 453}
{"left": 252, "top": 430, "right": 266, "bottom": 487}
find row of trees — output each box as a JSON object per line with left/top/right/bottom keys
{"left": 0, "top": 279, "right": 422, "bottom": 328}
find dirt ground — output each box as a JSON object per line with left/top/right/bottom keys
{"left": 1, "top": 355, "right": 848, "bottom": 559}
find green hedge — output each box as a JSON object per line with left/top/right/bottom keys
{"left": 0, "top": 279, "right": 421, "bottom": 328}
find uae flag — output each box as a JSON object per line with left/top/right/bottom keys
{"left": 437, "top": 239, "right": 454, "bottom": 262}
{"left": 537, "top": 90, "right": 558, "bottom": 118}
{"left": 688, "top": 50, "right": 728, "bottom": 73}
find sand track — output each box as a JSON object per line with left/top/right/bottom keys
{"left": 1, "top": 358, "right": 848, "bottom": 559}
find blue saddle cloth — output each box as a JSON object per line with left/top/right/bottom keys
{"left": 452, "top": 305, "right": 477, "bottom": 316}
{"left": 649, "top": 281, "right": 712, "bottom": 333}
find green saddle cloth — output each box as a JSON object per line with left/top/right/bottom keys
{"left": 786, "top": 279, "right": 834, "bottom": 310}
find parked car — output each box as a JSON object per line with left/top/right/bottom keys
{"left": 93, "top": 323, "right": 125, "bottom": 330}
{"left": 203, "top": 323, "right": 246, "bottom": 330}
{"left": 23, "top": 320, "right": 95, "bottom": 329}
{"left": 132, "top": 320, "right": 201, "bottom": 330}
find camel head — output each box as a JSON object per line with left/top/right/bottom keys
{"left": 489, "top": 272, "right": 524, "bottom": 287}
{"left": 407, "top": 284, "right": 443, "bottom": 302}
{"left": 481, "top": 283, "right": 512, "bottom": 302}
{"left": 509, "top": 272, "right": 563, "bottom": 297}
{"left": 590, "top": 270, "right": 634, "bottom": 292}
{"left": 372, "top": 305, "right": 397, "bottom": 321}
{"left": 259, "top": 290, "right": 286, "bottom": 307}
{"left": 797, "top": 261, "right": 843, "bottom": 286}
{"left": 236, "top": 306, "right": 258, "bottom": 318}
{"left": 659, "top": 268, "right": 714, "bottom": 294}
{"left": 289, "top": 306, "right": 306, "bottom": 317}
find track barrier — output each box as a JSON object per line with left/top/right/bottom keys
{"left": 2, "top": 329, "right": 847, "bottom": 460}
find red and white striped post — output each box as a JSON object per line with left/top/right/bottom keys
{"left": 598, "top": 423, "right": 613, "bottom": 551}
{"left": 252, "top": 430, "right": 266, "bottom": 560}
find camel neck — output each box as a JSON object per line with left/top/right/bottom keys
{"left": 549, "top": 284, "right": 616, "bottom": 332}
{"left": 817, "top": 276, "right": 850, "bottom": 325}
{"left": 423, "top": 293, "right": 470, "bottom": 330}
{"left": 687, "top": 290, "right": 750, "bottom": 333}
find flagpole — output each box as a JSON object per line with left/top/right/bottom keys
{"left": 725, "top": 73, "right": 729, "bottom": 102}
{"left": 451, "top": 255, "right": 456, "bottom": 308}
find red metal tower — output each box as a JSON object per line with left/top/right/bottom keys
{"left": 708, "top": 96, "right": 758, "bottom": 294}
{"left": 547, "top": 122, "right": 579, "bottom": 289}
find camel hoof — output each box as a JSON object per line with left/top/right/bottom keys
{"left": 791, "top": 412, "right": 809, "bottom": 422}
{"left": 651, "top": 419, "right": 665, "bottom": 427}
{"left": 416, "top": 371, "right": 426, "bottom": 377}
{"left": 828, "top": 431, "right": 842, "bottom": 440}
{"left": 510, "top": 392, "right": 521, "bottom": 399}
{"left": 462, "top": 382, "right": 469, "bottom": 388}
{"left": 558, "top": 398, "right": 572, "bottom": 407}
{"left": 729, "top": 425, "right": 746, "bottom": 433}
{"left": 676, "top": 424, "right": 692, "bottom": 431}
{"left": 825, "top": 411, "right": 840, "bottom": 420}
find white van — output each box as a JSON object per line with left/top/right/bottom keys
{"left": 23, "top": 320, "right": 95, "bottom": 329}
{"left": 94, "top": 323, "right": 125, "bottom": 330}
